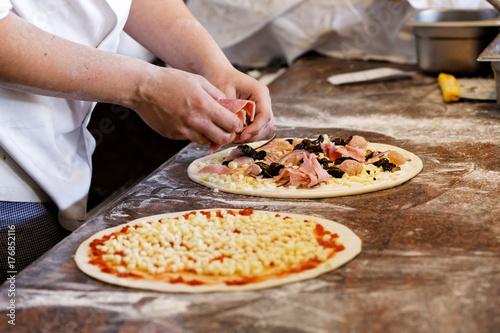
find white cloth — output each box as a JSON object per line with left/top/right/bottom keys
{"left": 0, "top": 0, "right": 132, "bottom": 230}
{"left": 187, "top": 0, "right": 495, "bottom": 68}
{"left": 0, "top": 0, "right": 10, "bottom": 19}
{"left": 0, "top": 147, "right": 51, "bottom": 202}
{"left": 188, "top": 0, "right": 418, "bottom": 67}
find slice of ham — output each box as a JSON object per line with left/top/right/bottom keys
{"left": 227, "top": 156, "right": 254, "bottom": 168}
{"left": 209, "top": 99, "right": 256, "bottom": 154}
{"left": 274, "top": 168, "right": 311, "bottom": 188}
{"left": 273, "top": 153, "right": 330, "bottom": 188}
{"left": 321, "top": 141, "right": 338, "bottom": 161}
{"left": 338, "top": 145, "right": 366, "bottom": 162}
{"left": 321, "top": 141, "right": 366, "bottom": 162}
{"left": 298, "top": 154, "right": 331, "bottom": 187}
{"left": 258, "top": 138, "right": 293, "bottom": 153}
{"left": 217, "top": 98, "right": 256, "bottom": 125}
{"left": 198, "top": 164, "right": 236, "bottom": 175}
{"left": 224, "top": 146, "right": 244, "bottom": 162}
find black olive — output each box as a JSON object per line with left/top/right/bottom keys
{"left": 255, "top": 162, "right": 271, "bottom": 178}
{"left": 268, "top": 162, "right": 284, "bottom": 176}
{"left": 317, "top": 157, "right": 330, "bottom": 166}
{"left": 373, "top": 158, "right": 398, "bottom": 172}
{"left": 311, "top": 145, "right": 323, "bottom": 153}
{"left": 326, "top": 166, "right": 345, "bottom": 178}
{"left": 293, "top": 135, "right": 324, "bottom": 154}
{"left": 255, "top": 161, "right": 269, "bottom": 170}
{"left": 256, "top": 151, "right": 267, "bottom": 160}
{"left": 293, "top": 142, "right": 305, "bottom": 151}
{"left": 310, "top": 135, "right": 324, "bottom": 144}
{"left": 255, "top": 162, "right": 284, "bottom": 178}
{"left": 261, "top": 169, "right": 272, "bottom": 178}
{"left": 334, "top": 157, "right": 357, "bottom": 165}
{"left": 364, "top": 150, "right": 374, "bottom": 160}
{"left": 330, "top": 137, "right": 347, "bottom": 146}
{"left": 238, "top": 145, "right": 267, "bottom": 161}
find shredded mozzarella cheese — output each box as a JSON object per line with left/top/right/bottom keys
{"left": 202, "top": 163, "right": 393, "bottom": 191}
{"left": 97, "top": 211, "right": 339, "bottom": 277}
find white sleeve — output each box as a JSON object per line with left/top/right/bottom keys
{"left": 0, "top": 0, "right": 12, "bottom": 20}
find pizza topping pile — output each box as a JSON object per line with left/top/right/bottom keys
{"left": 88, "top": 209, "right": 345, "bottom": 285}
{"left": 197, "top": 135, "right": 409, "bottom": 191}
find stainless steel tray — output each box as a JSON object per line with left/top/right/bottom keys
{"left": 478, "top": 32, "right": 500, "bottom": 102}
{"left": 407, "top": 9, "right": 500, "bottom": 75}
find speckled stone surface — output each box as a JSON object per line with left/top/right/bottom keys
{"left": 1, "top": 55, "right": 499, "bottom": 333}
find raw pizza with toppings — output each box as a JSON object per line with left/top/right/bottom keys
{"left": 188, "top": 134, "right": 423, "bottom": 198}
{"left": 74, "top": 209, "right": 361, "bottom": 292}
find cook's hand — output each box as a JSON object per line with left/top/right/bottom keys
{"left": 124, "top": 0, "right": 273, "bottom": 145}
{"left": 206, "top": 67, "right": 274, "bottom": 143}
{"left": 129, "top": 66, "right": 243, "bottom": 147}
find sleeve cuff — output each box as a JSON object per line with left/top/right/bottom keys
{"left": 0, "top": 1, "right": 12, "bottom": 20}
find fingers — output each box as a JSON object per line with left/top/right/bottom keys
{"left": 163, "top": 73, "right": 242, "bottom": 145}
{"left": 200, "top": 79, "right": 227, "bottom": 102}
{"left": 234, "top": 118, "right": 274, "bottom": 144}
{"left": 194, "top": 121, "right": 237, "bottom": 146}
{"left": 184, "top": 98, "right": 241, "bottom": 146}
{"left": 210, "top": 101, "right": 244, "bottom": 134}
{"left": 239, "top": 111, "right": 274, "bottom": 142}
{"left": 236, "top": 88, "right": 274, "bottom": 143}
{"left": 205, "top": 68, "right": 274, "bottom": 141}
{"left": 176, "top": 67, "right": 275, "bottom": 146}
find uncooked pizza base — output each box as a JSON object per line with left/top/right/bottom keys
{"left": 74, "top": 209, "right": 362, "bottom": 293}
{"left": 187, "top": 141, "right": 423, "bottom": 198}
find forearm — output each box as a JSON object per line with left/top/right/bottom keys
{"left": 0, "top": 8, "right": 265, "bottom": 146}
{"left": 124, "top": 0, "right": 234, "bottom": 78}
{"left": 0, "top": 13, "right": 147, "bottom": 107}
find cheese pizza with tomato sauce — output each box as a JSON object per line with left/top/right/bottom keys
{"left": 75, "top": 209, "right": 361, "bottom": 292}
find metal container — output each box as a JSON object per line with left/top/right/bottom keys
{"left": 406, "top": 9, "right": 500, "bottom": 76}
{"left": 478, "top": 32, "right": 500, "bottom": 102}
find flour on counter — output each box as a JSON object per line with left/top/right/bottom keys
{"left": 273, "top": 107, "right": 500, "bottom": 144}
{"left": 204, "top": 197, "right": 358, "bottom": 212}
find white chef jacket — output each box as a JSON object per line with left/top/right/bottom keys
{"left": 0, "top": 0, "right": 132, "bottom": 230}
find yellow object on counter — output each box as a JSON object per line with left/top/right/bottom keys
{"left": 438, "top": 73, "right": 460, "bottom": 103}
